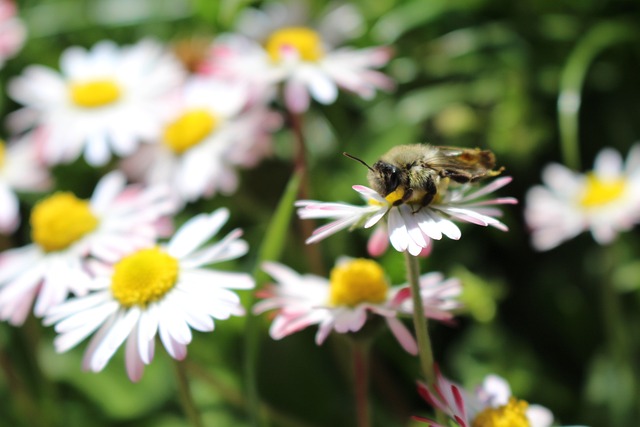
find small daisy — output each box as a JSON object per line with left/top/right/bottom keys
{"left": 0, "top": 136, "right": 52, "bottom": 233}
{"left": 203, "top": 1, "right": 394, "bottom": 113}
{"left": 0, "top": 171, "right": 176, "bottom": 326}
{"left": 44, "top": 208, "right": 253, "bottom": 382}
{"left": 0, "top": 0, "right": 26, "bottom": 68}
{"left": 297, "top": 177, "right": 516, "bottom": 256}
{"left": 525, "top": 145, "right": 640, "bottom": 250}
{"left": 416, "top": 368, "right": 554, "bottom": 427}
{"left": 253, "top": 258, "right": 462, "bottom": 353}
{"left": 120, "top": 76, "right": 279, "bottom": 204}
{"left": 7, "top": 39, "right": 185, "bottom": 166}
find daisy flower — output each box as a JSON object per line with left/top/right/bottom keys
{"left": 416, "top": 368, "right": 554, "bottom": 427}
{"left": 44, "top": 208, "right": 253, "bottom": 382}
{"left": 120, "top": 76, "right": 279, "bottom": 204}
{"left": 525, "top": 145, "right": 640, "bottom": 250}
{"left": 297, "top": 177, "right": 516, "bottom": 256}
{"left": 7, "top": 39, "right": 185, "bottom": 166}
{"left": 0, "top": 136, "right": 51, "bottom": 233}
{"left": 0, "top": 171, "right": 176, "bottom": 326}
{"left": 253, "top": 258, "right": 462, "bottom": 354}
{"left": 0, "top": 0, "right": 26, "bottom": 68}
{"left": 202, "top": 1, "right": 394, "bottom": 113}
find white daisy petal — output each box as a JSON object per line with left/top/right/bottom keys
{"left": 526, "top": 404, "right": 554, "bottom": 427}
{"left": 125, "top": 331, "right": 145, "bottom": 382}
{"left": 385, "top": 317, "right": 418, "bottom": 355}
{"left": 90, "top": 308, "right": 141, "bottom": 372}
{"left": 90, "top": 171, "right": 127, "bottom": 212}
{"left": 388, "top": 208, "right": 410, "bottom": 251}
{"left": 167, "top": 208, "right": 229, "bottom": 259}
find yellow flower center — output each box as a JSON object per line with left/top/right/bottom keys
{"left": 30, "top": 192, "right": 99, "bottom": 252}
{"left": 111, "top": 247, "right": 179, "bottom": 308}
{"left": 580, "top": 172, "right": 626, "bottom": 207}
{"left": 265, "top": 27, "right": 325, "bottom": 62}
{"left": 0, "top": 140, "right": 5, "bottom": 168}
{"left": 69, "top": 79, "right": 121, "bottom": 108}
{"left": 329, "top": 259, "right": 389, "bottom": 307}
{"left": 471, "top": 398, "right": 531, "bottom": 427}
{"left": 163, "top": 109, "right": 218, "bottom": 154}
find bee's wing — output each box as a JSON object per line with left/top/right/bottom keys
{"left": 422, "top": 147, "right": 498, "bottom": 181}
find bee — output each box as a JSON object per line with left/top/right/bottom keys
{"left": 344, "top": 144, "right": 503, "bottom": 209}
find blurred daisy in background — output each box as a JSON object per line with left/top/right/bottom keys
{"left": 525, "top": 145, "right": 640, "bottom": 251}
{"left": 253, "top": 258, "right": 462, "bottom": 354}
{"left": 202, "top": 1, "right": 394, "bottom": 113}
{"left": 7, "top": 39, "right": 185, "bottom": 166}
{"left": 0, "top": 0, "right": 26, "bottom": 68}
{"left": 0, "top": 172, "right": 176, "bottom": 325}
{"left": 0, "top": 136, "right": 51, "bottom": 234}
{"left": 415, "top": 368, "right": 554, "bottom": 427}
{"left": 44, "top": 208, "right": 254, "bottom": 382}
{"left": 120, "top": 76, "right": 279, "bottom": 204}
{"left": 297, "top": 177, "right": 516, "bottom": 256}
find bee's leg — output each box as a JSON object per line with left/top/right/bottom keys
{"left": 441, "top": 170, "right": 472, "bottom": 184}
{"left": 398, "top": 188, "right": 413, "bottom": 205}
{"left": 417, "top": 178, "right": 437, "bottom": 210}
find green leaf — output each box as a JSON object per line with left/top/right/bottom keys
{"left": 243, "top": 170, "right": 302, "bottom": 427}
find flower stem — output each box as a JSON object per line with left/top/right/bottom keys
{"left": 404, "top": 252, "right": 435, "bottom": 384}
{"left": 173, "top": 359, "right": 204, "bottom": 427}
{"left": 289, "top": 110, "right": 325, "bottom": 276}
{"left": 598, "top": 244, "right": 637, "bottom": 424}
{"left": 558, "top": 21, "right": 635, "bottom": 170}
{"left": 404, "top": 252, "right": 448, "bottom": 425}
{"left": 352, "top": 340, "right": 371, "bottom": 427}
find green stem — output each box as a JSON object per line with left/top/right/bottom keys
{"left": 558, "top": 21, "right": 636, "bottom": 170}
{"left": 289, "top": 110, "right": 325, "bottom": 276}
{"left": 404, "top": 253, "right": 448, "bottom": 424}
{"left": 598, "top": 244, "right": 636, "bottom": 423}
{"left": 404, "top": 252, "right": 435, "bottom": 384}
{"left": 352, "top": 340, "right": 371, "bottom": 427}
{"left": 173, "top": 359, "right": 204, "bottom": 427}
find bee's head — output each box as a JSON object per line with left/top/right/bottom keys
{"left": 343, "top": 152, "right": 403, "bottom": 203}
{"left": 369, "top": 161, "right": 402, "bottom": 200}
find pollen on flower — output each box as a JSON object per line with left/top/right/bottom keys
{"left": 385, "top": 188, "right": 405, "bottom": 205}
{"left": 265, "top": 27, "right": 325, "bottom": 62}
{"left": 163, "top": 109, "right": 218, "bottom": 154}
{"left": 30, "top": 192, "right": 99, "bottom": 252}
{"left": 69, "top": 79, "right": 122, "bottom": 108}
{"left": 111, "top": 247, "right": 179, "bottom": 308}
{"left": 471, "top": 397, "right": 531, "bottom": 427}
{"left": 580, "top": 172, "right": 626, "bottom": 207}
{"left": 329, "top": 258, "right": 388, "bottom": 307}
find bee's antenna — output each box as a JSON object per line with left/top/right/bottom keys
{"left": 343, "top": 152, "right": 374, "bottom": 172}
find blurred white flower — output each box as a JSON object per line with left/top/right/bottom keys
{"left": 416, "top": 368, "right": 554, "bottom": 427}
{"left": 0, "top": 171, "right": 176, "bottom": 325}
{"left": 44, "top": 208, "right": 253, "bottom": 382}
{"left": 0, "top": 0, "right": 26, "bottom": 68}
{"left": 253, "top": 258, "right": 461, "bottom": 353}
{"left": 120, "top": 76, "right": 280, "bottom": 204}
{"left": 7, "top": 39, "right": 185, "bottom": 166}
{"left": 202, "top": 2, "right": 393, "bottom": 113}
{"left": 297, "top": 177, "right": 516, "bottom": 256}
{"left": 0, "top": 136, "right": 51, "bottom": 233}
{"left": 525, "top": 145, "right": 640, "bottom": 250}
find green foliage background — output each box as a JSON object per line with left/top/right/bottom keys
{"left": 2, "top": 0, "right": 640, "bottom": 426}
